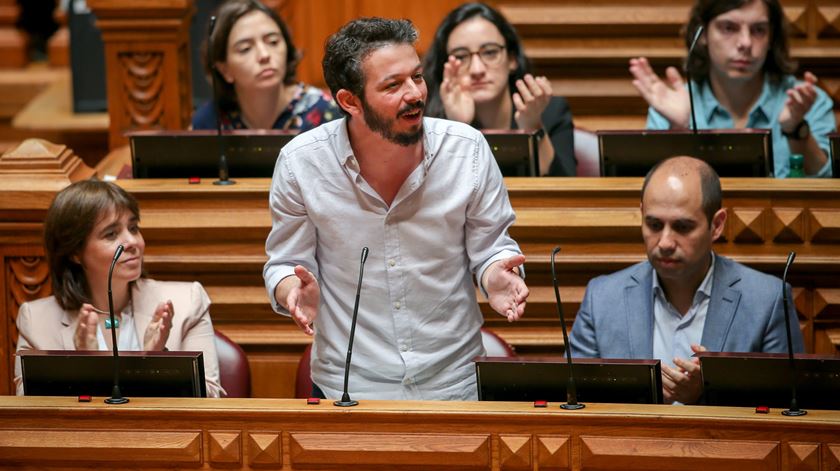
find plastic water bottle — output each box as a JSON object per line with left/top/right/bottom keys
{"left": 788, "top": 154, "right": 804, "bottom": 178}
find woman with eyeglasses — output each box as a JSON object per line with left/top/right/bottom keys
{"left": 424, "top": 2, "right": 575, "bottom": 176}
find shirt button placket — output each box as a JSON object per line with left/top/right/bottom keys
{"left": 385, "top": 216, "right": 408, "bottom": 359}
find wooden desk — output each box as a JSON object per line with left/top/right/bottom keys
{"left": 1, "top": 178, "right": 840, "bottom": 397}
{"left": 11, "top": 70, "right": 109, "bottom": 132}
{"left": 0, "top": 66, "right": 63, "bottom": 120}
{"left": 9, "top": 69, "right": 110, "bottom": 166}
{"left": 0, "top": 396, "right": 838, "bottom": 470}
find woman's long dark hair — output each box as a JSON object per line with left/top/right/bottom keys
{"left": 423, "top": 2, "right": 530, "bottom": 119}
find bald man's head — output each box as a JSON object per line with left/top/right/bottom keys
{"left": 641, "top": 156, "right": 722, "bottom": 226}
{"left": 640, "top": 156, "right": 727, "bottom": 290}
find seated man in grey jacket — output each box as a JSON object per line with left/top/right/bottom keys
{"left": 569, "top": 156, "right": 804, "bottom": 404}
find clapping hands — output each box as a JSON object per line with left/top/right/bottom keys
{"left": 440, "top": 55, "right": 476, "bottom": 124}
{"left": 74, "top": 304, "right": 99, "bottom": 350}
{"left": 779, "top": 71, "right": 820, "bottom": 133}
{"left": 144, "top": 300, "right": 173, "bottom": 351}
{"left": 629, "top": 57, "right": 692, "bottom": 129}
{"left": 513, "top": 74, "right": 552, "bottom": 132}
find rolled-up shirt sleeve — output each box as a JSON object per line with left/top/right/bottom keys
{"left": 263, "top": 152, "right": 319, "bottom": 314}
{"left": 466, "top": 135, "right": 524, "bottom": 299}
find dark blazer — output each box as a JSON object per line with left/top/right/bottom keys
{"left": 569, "top": 254, "right": 805, "bottom": 359}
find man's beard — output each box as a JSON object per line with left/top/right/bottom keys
{"left": 360, "top": 99, "right": 425, "bottom": 146}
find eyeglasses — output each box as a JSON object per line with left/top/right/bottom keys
{"left": 447, "top": 43, "right": 506, "bottom": 68}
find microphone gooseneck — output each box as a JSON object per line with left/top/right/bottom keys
{"left": 686, "top": 25, "right": 704, "bottom": 135}
{"left": 208, "top": 15, "right": 235, "bottom": 186}
{"left": 335, "top": 246, "right": 369, "bottom": 407}
{"left": 780, "top": 251, "right": 806, "bottom": 416}
{"left": 105, "top": 244, "right": 129, "bottom": 404}
{"left": 551, "top": 246, "right": 584, "bottom": 410}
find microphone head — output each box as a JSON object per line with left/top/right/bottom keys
{"left": 207, "top": 16, "right": 218, "bottom": 73}
{"left": 782, "top": 250, "right": 796, "bottom": 282}
{"left": 360, "top": 247, "right": 369, "bottom": 263}
{"left": 113, "top": 244, "right": 125, "bottom": 262}
{"left": 689, "top": 25, "right": 704, "bottom": 53}
{"left": 550, "top": 246, "right": 561, "bottom": 281}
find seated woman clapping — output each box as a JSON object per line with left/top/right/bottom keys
{"left": 14, "top": 180, "right": 224, "bottom": 397}
{"left": 423, "top": 2, "right": 576, "bottom": 176}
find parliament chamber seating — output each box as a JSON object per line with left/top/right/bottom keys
{"left": 1, "top": 0, "right": 839, "bottom": 400}
{"left": 573, "top": 128, "right": 600, "bottom": 176}
{"left": 1, "top": 2, "right": 840, "bottom": 469}
{"left": 214, "top": 329, "right": 251, "bottom": 398}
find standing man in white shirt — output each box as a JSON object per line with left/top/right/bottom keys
{"left": 263, "top": 17, "right": 529, "bottom": 401}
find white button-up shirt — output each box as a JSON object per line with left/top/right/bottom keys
{"left": 263, "top": 117, "right": 522, "bottom": 400}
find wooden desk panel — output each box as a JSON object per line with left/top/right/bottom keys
{"left": 1, "top": 178, "right": 839, "bottom": 397}
{"left": 0, "top": 397, "right": 838, "bottom": 470}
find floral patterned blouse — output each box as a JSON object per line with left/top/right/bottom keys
{"left": 191, "top": 83, "right": 340, "bottom": 131}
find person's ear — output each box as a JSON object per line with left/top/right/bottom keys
{"left": 710, "top": 208, "right": 727, "bottom": 241}
{"left": 508, "top": 53, "right": 517, "bottom": 73}
{"left": 335, "top": 89, "right": 362, "bottom": 118}
{"left": 215, "top": 62, "right": 234, "bottom": 83}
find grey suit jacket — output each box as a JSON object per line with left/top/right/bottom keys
{"left": 14, "top": 278, "right": 223, "bottom": 397}
{"left": 569, "top": 254, "right": 805, "bottom": 359}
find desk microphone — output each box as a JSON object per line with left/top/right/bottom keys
{"left": 551, "top": 247, "right": 584, "bottom": 410}
{"left": 207, "top": 15, "right": 234, "bottom": 186}
{"left": 780, "top": 251, "right": 806, "bottom": 416}
{"left": 105, "top": 244, "right": 128, "bottom": 404}
{"left": 335, "top": 247, "right": 369, "bottom": 407}
{"left": 686, "top": 25, "right": 704, "bottom": 134}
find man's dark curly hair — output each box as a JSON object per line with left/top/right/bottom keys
{"left": 322, "top": 17, "right": 418, "bottom": 116}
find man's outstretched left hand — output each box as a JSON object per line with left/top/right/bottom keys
{"left": 484, "top": 255, "right": 529, "bottom": 322}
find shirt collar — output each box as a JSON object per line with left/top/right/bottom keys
{"left": 652, "top": 252, "right": 716, "bottom": 305}
{"left": 695, "top": 76, "right": 773, "bottom": 124}
{"left": 335, "top": 118, "right": 355, "bottom": 166}
{"left": 750, "top": 76, "right": 774, "bottom": 122}
{"left": 337, "top": 117, "right": 434, "bottom": 175}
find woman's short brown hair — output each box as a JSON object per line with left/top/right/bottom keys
{"left": 44, "top": 180, "right": 140, "bottom": 310}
